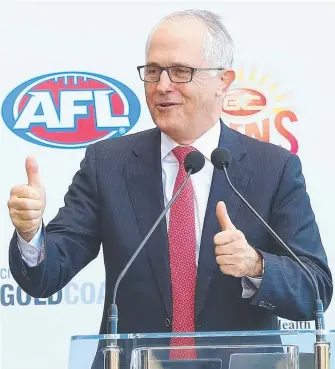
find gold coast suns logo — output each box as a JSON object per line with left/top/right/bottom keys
{"left": 222, "top": 66, "right": 299, "bottom": 154}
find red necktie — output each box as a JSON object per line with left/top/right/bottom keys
{"left": 168, "top": 146, "right": 197, "bottom": 359}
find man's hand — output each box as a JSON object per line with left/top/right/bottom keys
{"left": 214, "top": 201, "right": 263, "bottom": 278}
{"left": 8, "top": 156, "right": 46, "bottom": 242}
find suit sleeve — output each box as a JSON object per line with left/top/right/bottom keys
{"left": 250, "top": 153, "right": 333, "bottom": 321}
{"left": 9, "top": 144, "right": 102, "bottom": 298}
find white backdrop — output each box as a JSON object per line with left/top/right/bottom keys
{"left": 1, "top": 2, "right": 335, "bottom": 369}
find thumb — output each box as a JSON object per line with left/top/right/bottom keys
{"left": 26, "top": 156, "right": 43, "bottom": 189}
{"left": 216, "top": 201, "right": 236, "bottom": 231}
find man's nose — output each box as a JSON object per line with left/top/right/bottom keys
{"left": 156, "top": 70, "right": 173, "bottom": 92}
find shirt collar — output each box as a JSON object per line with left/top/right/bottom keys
{"left": 161, "top": 120, "right": 221, "bottom": 161}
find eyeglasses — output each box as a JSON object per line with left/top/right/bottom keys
{"left": 137, "top": 65, "right": 225, "bottom": 83}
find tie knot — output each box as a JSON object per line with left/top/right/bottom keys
{"left": 172, "top": 146, "right": 196, "bottom": 164}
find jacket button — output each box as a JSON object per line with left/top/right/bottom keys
{"left": 164, "top": 318, "right": 171, "bottom": 327}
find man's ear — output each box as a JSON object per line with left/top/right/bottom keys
{"left": 217, "top": 69, "right": 235, "bottom": 96}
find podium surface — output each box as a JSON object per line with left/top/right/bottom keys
{"left": 68, "top": 330, "right": 334, "bottom": 369}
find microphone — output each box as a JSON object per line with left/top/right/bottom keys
{"left": 109, "top": 150, "right": 205, "bottom": 335}
{"left": 104, "top": 150, "right": 205, "bottom": 369}
{"left": 211, "top": 147, "right": 329, "bottom": 369}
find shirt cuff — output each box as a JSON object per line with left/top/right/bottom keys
{"left": 241, "top": 276, "right": 263, "bottom": 298}
{"left": 17, "top": 226, "right": 43, "bottom": 267}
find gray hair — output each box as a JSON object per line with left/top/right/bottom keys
{"left": 145, "top": 9, "right": 234, "bottom": 69}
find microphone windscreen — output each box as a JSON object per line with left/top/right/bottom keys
{"left": 211, "top": 148, "right": 232, "bottom": 169}
{"left": 184, "top": 151, "right": 205, "bottom": 174}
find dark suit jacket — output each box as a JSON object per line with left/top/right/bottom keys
{"left": 9, "top": 122, "right": 333, "bottom": 336}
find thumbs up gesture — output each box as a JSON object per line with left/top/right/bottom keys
{"left": 8, "top": 157, "right": 46, "bottom": 242}
{"left": 214, "top": 201, "right": 263, "bottom": 278}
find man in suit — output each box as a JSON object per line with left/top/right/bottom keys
{"left": 7, "top": 8, "right": 332, "bottom": 343}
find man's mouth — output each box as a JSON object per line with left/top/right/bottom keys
{"left": 157, "top": 102, "right": 179, "bottom": 108}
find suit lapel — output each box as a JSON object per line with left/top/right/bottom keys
{"left": 123, "top": 129, "right": 172, "bottom": 318}
{"left": 195, "top": 121, "right": 252, "bottom": 317}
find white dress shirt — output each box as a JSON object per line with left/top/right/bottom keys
{"left": 17, "top": 120, "right": 261, "bottom": 297}
{"left": 161, "top": 121, "right": 218, "bottom": 265}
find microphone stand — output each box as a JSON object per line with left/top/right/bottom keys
{"left": 103, "top": 150, "right": 205, "bottom": 369}
{"left": 218, "top": 158, "right": 330, "bottom": 369}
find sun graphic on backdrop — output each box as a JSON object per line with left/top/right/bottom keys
{"left": 221, "top": 66, "right": 299, "bottom": 154}
{"left": 222, "top": 66, "right": 292, "bottom": 121}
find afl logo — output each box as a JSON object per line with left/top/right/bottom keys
{"left": 1, "top": 72, "right": 141, "bottom": 148}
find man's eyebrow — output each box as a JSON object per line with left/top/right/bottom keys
{"left": 170, "top": 62, "right": 193, "bottom": 67}
{"left": 145, "top": 62, "right": 194, "bottom": 67}
{"left": 145, "top": 62, "right": 160, "bottom": 66}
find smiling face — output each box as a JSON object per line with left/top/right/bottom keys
{"left": 144, "top": 17, "right": 235, "bottom": 144}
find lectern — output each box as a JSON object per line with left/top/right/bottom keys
{"left": 68, "top": 330, "right": 333, "bottom": 369}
